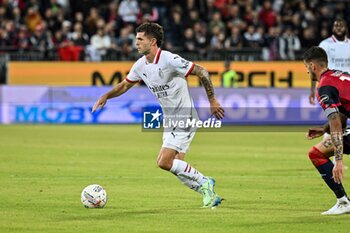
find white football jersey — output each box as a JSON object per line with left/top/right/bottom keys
{"left": 125, "top": 49, "right": 196, "bottom": 119}
{"left": 319, "top": 35, "right": 350, "bottom": 73}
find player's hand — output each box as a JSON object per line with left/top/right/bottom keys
{"left": 306, "top": 127, "right": 325, "bottom": 140}
{"left": 92, "top": 95, "right": 108, "bottom": 113}
{"left": 309, "top": 91, "right": 316, "bottom": 105}
{"left": 333, "top": 160, "right": 345, "bottom": 184}
{"left": 209, "top": 98, "right": 224, "bottom": 120}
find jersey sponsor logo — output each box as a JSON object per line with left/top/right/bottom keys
{"left": 149, "top": 84, "right": 170, "bottom": 98}
{"left": 150, "top": 84, "right": 169, "bottom": 93}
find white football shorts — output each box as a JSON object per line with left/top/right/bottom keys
{"left": 162, "top": 130, "right": 196, "bottom": 153}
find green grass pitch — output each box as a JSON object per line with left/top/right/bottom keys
{"left": 1, "top": 125, "right": 350, "bottom": 233}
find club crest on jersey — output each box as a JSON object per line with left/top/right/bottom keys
{"left": 319, "top": 94, "right": 329, "bottom": 103}
{"left": 158, "top": 68, "right": 164, "bottom": 78}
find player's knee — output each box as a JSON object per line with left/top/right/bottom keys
{"left": 308, "top": 146, "right": 329, "bottom": 167}
{"left": 157, "top": 156, "right": 172, "bottom": 171}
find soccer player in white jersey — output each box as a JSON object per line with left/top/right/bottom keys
{"left": 92, "top": 23, "right": 225, "bottom": 208}
{"left": 309, "top": 18, "right": 350, "bottom": 105}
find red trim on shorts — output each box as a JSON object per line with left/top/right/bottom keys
{"left": 125, "top": 77, "right": 139, "bottom": 83}
{"left": 185, "top": 63, "right": 195, "bottom": 77}
{"left": 184, "top": 164, "right": 189, "bottom": 172}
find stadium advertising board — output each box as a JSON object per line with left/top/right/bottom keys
{"left": 0, "top": 86, "right": 324, "bottom": 125}
{"left": 9, "top": 62, "right": 309, "bottom": 88}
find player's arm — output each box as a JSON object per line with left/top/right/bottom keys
{"left": 309, "top": 80, "right": 316, "bottom": 105}
{"left": 92, "top": 79, "right": 136, "bottom": 112}
{"left": 306, "top": 112, "right": 348, "bottom": 139}
{"left": 317, "top": 84, "right": 345, "bottom": 183}
{"left": 328, "top": 111, "right": 344, "bottom": 184}
{"left": 191, "top": 64, "right": 224, "bottom": 119}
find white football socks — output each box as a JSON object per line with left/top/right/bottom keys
{"left": 170, "top": 159, "right": 207, "bottom": 192}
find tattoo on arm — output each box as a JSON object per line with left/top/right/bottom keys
{"left": 328, "top": 112, "right": 344, "bottom": 161}
{"left": 191, "top": 64, "right": 215, "bottom": 100}
{"left": 331, "top": 131, "right": 343, "bottom": 160}
{"left": 323, "top": 112, "right": 348, "bottom": 134}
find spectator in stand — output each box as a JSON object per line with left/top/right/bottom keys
{"left": 258, "top": 0, "right": 277, "bottom": 30}
{"left": 167, "top": 7, "right": 185, "bottom": 49}
{"left": 85, "top": 7, "right": 100, "bottom": 36}
{"left": 69, "top": 22, "right": 89, "bottom": 45}
{"left": 208, "top": 11, "right": 226, "bottom": 36}
{"left": 262, "top": 26, "right": 278, "bottom": 61}
{"left": 14, "top": 25, "right": 29, "bottom": 51}
{"left": 210, "top": 25, "right": 225, "bottom": 49}
{"left": 12, "top": 7, "right": 23, "bottom": 27}
{"left": 118, "top": 0, "right": 139, "bottom": 25}
{"left": 0, "top": 5, "right": 7, "bottom": 24}
{"left": 74, "top": 11, "right": 84, "bottom": 25}
{"left": 0, "top": 28, "right": 12, "bottom": 48}
{"left": 183, "top": 27, "right": 196, "bottom": 52}
{"left": 193, "top": 21, "right": 209, "bottom": 56}
{"left": 87, "top": 25, "right": 111, "bottom": 61}
{"left": 184, "top": 9, "right": 200, "bottom": 28}
{"left": 116, "top": 27, "right": 133, "bottom": 59}
{"left": 25, "top": 6, "right": 42, "bottom": 32}
{"left": 225, "top": 4, "right": 245, "bottom": 32}
{"left": 28, "top": 23, "right": 53, "bottom": 59}
{"left": 277, "top": 26, "right": 301, "bottom": 60}
{"left": 137, "top": 1, "right": 159, "bottom": 25}
{"left": 243, "top": 25, "right": 261, "bottom": 48}
{"left": 225, "top": 25, "right": 243, "bottom": 49}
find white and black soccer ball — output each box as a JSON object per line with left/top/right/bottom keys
{"left": 81, "top": 184, "right": 107, "bottom": 208}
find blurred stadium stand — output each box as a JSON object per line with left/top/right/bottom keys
{"left": 0, "top": 0, "right": 349, "bottom": 61}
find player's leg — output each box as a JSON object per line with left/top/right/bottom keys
{"left": 309, "top": 135, "right": 350, "bottom": 215}
{"left": 157, "top": 147, "right": 207, "bottom": 192}
{"left": 158, "top": 131, "right": 221, "bottom": 207}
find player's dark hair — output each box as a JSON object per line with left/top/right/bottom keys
{"left": 334, "top": 18, "right": 347, "bottom": 26}
{"left": 303, "top": 46, "right": 328, "bottom": 67}
{"left": 136, "top": 23, "right": 164, "bottom": 47}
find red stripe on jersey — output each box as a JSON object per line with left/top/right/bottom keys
{"left": 188, "top": 166, "right": 192, "bottom": 173}
{"left": 185, "top": 63, "right": 195, "bottom": 77}
{"left": 331, "top": 35, "right": 337, "bottom": 42}
{"left": 329, "top": 103, "right": 342, "bottom": 108}
{"left": 125, "top": 77, "right": 139, "bottom": 83}
{"left": 154, "top": 49, "right": 161, "bottom": 64}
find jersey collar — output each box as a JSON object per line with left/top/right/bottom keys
{"left": 331, "top": 35, "right": 349, "bottom": 43}
{"left": 152, "top": 48, "right": 161, "bottom": 64}
{"left": 320, "top": 69, "right": 330, "bottom": 79}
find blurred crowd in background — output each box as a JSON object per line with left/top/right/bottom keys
{"left": 0, "top": 0, "right": 349, "bottom": 61}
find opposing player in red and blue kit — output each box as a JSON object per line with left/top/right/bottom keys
{"left": 304, "top": 46, "right": 350, "bottom": 215}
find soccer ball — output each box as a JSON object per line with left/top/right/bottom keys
{"left": 81, "top": 184, "right": 108, "bottom": 208}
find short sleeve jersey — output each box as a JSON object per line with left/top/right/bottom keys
{"left": 125, "top": 49, "right": 196, "bottom": 117}
{"left": 319, "top": 36, "right": 350, "bottom": 73}
{"left": 316, "top": 69, "right": 350, "bottom": 118}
